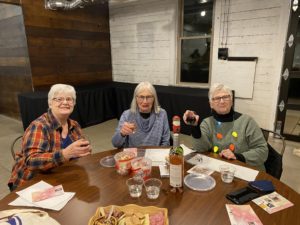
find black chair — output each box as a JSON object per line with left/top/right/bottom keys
{"left": 10, "top": 135, "right": 22, "bottom": 160}
{"left": 261, "top": 129, "right": 286, "bottom": 179}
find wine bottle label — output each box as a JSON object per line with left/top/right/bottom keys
{"left": 170, "top": 164, "right": 183, "bottom": 187}
{"left": 172, "top": 120, "right": 180, "bottom": 126}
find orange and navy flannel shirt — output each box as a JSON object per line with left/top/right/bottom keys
{"left": 8, "top": 109, "right": 82, "bottom": 191}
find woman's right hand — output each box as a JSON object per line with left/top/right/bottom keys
{"left": 63, "top": 139, "right": 91, "bottom": 161}
{"left": 183, "top": 110, "right": 199, "bottom": 126}
{"left": 120, "top": 122, "right": 136, "bottom": 136}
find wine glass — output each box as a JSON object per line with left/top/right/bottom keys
{"left": 127, "top": 120, "right": 137, "bottom": 134}
{"left": 80, "top": 134, "right": 92, "bottom": 152}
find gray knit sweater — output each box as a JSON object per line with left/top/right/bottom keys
{"left": 193, "top": 111, "right": 268, "bottom": 171}
{"left": 112, "top": 109, "right": 170, "bottom": 148}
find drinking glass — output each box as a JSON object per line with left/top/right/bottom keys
{"left": 80, "top": 134, "right": 92, "bottom": 151}
{"left": 144, "top": 178, "right": 162, "bottom": 199}
{"left": 127, "top": 121, "right": 137, "bottom": 134}
{"left": 80, "top": 134, "right": 91, "bottom": 145}
{"left": 219, "top": 164, "right": 236, "bottom": 183}
{"left": 126, "top": 177, "right": 143, "bottom": 198}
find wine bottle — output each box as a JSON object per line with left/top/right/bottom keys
{"left": 169, "top": 116, "right": 184, "bottom": 193}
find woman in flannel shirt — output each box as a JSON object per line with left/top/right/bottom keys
{"left": 8, "top": 84, "right": 91, "bottom": 191}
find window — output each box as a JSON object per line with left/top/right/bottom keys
{"left": 178, "top": 0, "right": 214, "bottom": 84}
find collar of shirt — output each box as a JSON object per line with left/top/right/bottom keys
{"left": 47, "top": 109, "right": 76, "bottom": 132}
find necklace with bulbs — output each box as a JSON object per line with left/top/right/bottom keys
{"left": 212, "top": 116, "right": 238, "bottom": 153}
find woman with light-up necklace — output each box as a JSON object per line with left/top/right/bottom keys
{"left": 183, "top": 83, "right": 268, "bottom": 171}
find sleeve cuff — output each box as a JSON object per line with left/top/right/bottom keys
{"left": 235, "top": 153, "right": 246, "bottom": 162}
{"left": 191, "top": 121, "right": 201, "bottom": 139}
{"left": 54, "top": 151, "right": 65, "bottom": 164}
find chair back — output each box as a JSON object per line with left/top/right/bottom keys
{"left": 264, "top": 143, "right": 283, "bottom": 179}
{"left": 11, "top": 135, "right": 22, "bottom": 160}
{"left": 261, "top": 129, "right": 285, "bottom": 179}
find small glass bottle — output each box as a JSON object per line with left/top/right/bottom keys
{"left": 169, "top": 133, "right": 184, "bottom": 193}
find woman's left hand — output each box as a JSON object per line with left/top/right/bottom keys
{"left": 219, "top": 149, "right": 236, "bottom": 160}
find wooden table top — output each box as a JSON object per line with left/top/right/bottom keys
{"left": 1, "top": 149, "right": 300, "bottom": 225}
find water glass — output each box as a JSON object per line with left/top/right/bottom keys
{"left": 219, "top": 164, "right": 236, "bottom": 183}
{"left": 144, "top": 178, "right": 162, "bottom": 199}
{"left": 126, "top": 177, "right": 143, "bottom": 198}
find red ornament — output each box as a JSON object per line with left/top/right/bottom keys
{"left": 216, "top": 133, "right": 223, "bottom": 139}
{"left": 229, "top": 144, "right": 235, "bottom": 151}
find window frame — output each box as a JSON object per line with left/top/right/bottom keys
{"left": 176, "top": 0, "right": 215, "bottom": 87}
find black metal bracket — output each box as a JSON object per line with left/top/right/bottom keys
{"left": 227, "top": 57, "right": 258, "bottom": 61}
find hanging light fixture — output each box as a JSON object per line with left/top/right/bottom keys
{"left": 44, "top": 0, "right": 107, "bottom": 10}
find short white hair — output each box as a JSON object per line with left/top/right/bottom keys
{"left": 208, "top": 83, "right": 233, "bottom": 102}
{"left": 48, "top": 84, "right": 76, "bottom": 107}
{"left": 130, "top": 81, "right": 160, "bottom": 114}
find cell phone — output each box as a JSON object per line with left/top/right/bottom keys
{"left": 226, "top": 187, "right": 260, "bottom": 204}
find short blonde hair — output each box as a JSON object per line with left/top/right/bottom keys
{"left": 48, "top": 84, "right": 76, "bottom": 107}
{"left": 208, "top": 83, "right": 233, "bottom": 102}
{"left": 130, "top": 81, "right": 160, "bottom": 114}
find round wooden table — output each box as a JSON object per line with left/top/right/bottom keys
{"left": 1, "top": 149, "right": 300, "bottom": 225}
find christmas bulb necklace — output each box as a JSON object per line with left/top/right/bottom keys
{"left": 212, "top": 109, "right": 239, "bottom": 153}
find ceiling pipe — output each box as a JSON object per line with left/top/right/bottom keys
{"left": 45, "top": 0, "right": 105, "bottom": 10}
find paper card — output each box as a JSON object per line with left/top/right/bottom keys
{"left": 252, "top": 191, "right": 294, "bottom": 214}
{"left": 144, "top": 148, "right": 170, "bottom": 166}
{"left": 186, "top": 153, "right": 206, "bottom": 165}
{"left": 187, "top": 165, "right": 214, "bottom": 176}
{"left": 159, "top": 164, "right": 169, "bottom": 178}
{"left": 180, "top": 144, "right": 196, "bottom": 156}
{"left": 226, "top": 204, "right": 263, "bottom": 225}
{"left": 32, "top": 185, "right": 64, "bottom": 202}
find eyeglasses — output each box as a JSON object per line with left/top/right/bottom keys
{"left": 136, "top": 95, "right": 154, "bottom": 102}
{"left": 52, "top": 97, "right": 74, "bottom": 104}
{"left": 212, "top": 95, "right": 231, "bottom": 102}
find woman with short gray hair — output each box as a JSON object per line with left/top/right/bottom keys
{"left": 183, "top": 83, "right": 268, "bottom": 171}
{"left": 112, "top": 81, "right": 170, "bottom": 148}
{"left": 8, "top": 84, "right": 91, "bottom": 191}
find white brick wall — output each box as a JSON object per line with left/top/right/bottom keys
{"left": 212, "top": 0, "right": 290, "bottom": 129}
{"left": 109, "top": 0, "right": 177, "bottom": 85}
{"left": 109, "top": 0, "right": 290, "bottom": 130}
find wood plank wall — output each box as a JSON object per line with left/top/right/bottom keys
{"left": 0, "top": 0, "right": 112, "bottom": 118}
{"left": 0, "top": 0, "right": 20, "bottom": 4}
{"left": 0, "top": 3, "right": 32, "bottom": 118}
{"left": 22, "top": 0, "right": 112, "bottom": 90}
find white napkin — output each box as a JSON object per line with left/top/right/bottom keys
{"left": 9, "top": 180, "right": 75, "bottom": 211}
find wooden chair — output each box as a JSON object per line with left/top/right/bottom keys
{"left": 261, "top": 128, "right": 286, "bottom": 179}
{"left": 10, "top": 135, "right": 22, "bottom": 160}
